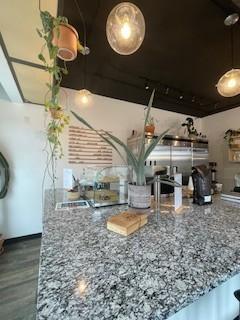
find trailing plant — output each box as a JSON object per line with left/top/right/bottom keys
{"left": 181, "top": 117, "right": 198, "bottom": 137}
{"left": 72, "top": 90, "right": 172, "bottom": 186}
{"left": 37, "top": 10, "right": 70, "bottom": 157}
{"left": 224, "top": 129, "right": 240, "bottom": 145}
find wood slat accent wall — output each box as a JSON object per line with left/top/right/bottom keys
{"left": 68, "top": 126, "right": 112, "bottom": 165}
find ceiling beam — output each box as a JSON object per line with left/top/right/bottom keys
{"left": 0, "top": 33, "right": 23, "bottom": 103}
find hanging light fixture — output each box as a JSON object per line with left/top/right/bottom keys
{"left": 217, "top": 13, "right": 240, "bottom": 97}
{"left": 78, "top": 89, "right": 91, "bottom": 104}
{"left": 73, "top": 0, "right": 92, "bottom": 104}
{"left": 106, "top": 2, "right": 145, "bottom": 55}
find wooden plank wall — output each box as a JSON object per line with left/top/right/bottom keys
{"left": 68, "top": 126, "right": 113, "bottom": 165}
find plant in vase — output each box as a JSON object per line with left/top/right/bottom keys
{"left": 181, "top": 117, "right": 198, "bottom": 138}
{"left": 71, "top": 90, "right": 178, "bottom": 209}
{"left": 224, "top": 129, "right": 240, "bottom": 146}
{"left": 145, "top": 116, "right": 155, "bottom": 135}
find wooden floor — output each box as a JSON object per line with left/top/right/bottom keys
{"left": 0, "top": 237, "right": 41, "bottom": 320}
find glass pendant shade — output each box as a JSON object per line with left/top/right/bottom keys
{"left": 78, "top": 89, "right": 91, "bottom": 104}
{"left": 217, "top": 69, "right": 240, "bottom": 97}
{"left": 106, "top": 2, "right": 145, "bottom": 55}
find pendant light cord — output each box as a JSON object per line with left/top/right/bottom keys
{"left": 73, "top": 0, "right": 87, "bottom": 89}
{"left": 231, "top": 26, "right": 234, "bottom": 68}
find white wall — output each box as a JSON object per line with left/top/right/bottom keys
{"left": 202, "top": 106, "right": 240, "bottom": 192}
{"left": 55, "top": 88, "right": 201, "bottom": 187}
{"left": 0, "top": 100, "right": 46, "bottom": 239}
{"left": 0, "top": 89, "right": 198, "bottom": 239}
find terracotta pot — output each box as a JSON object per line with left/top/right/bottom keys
{"left": 50, "top": 108, "right": 62, "bottom": 120}
{"left": 52, "top": 24, "right": 79, "bottom": 61}
{"left": 128, "top": 184, "right": 151, "bottom": 209}
{"left": 145, "top": 125, "right": 155, "bottom": 135}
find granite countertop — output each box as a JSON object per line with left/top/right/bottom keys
{"left": 37, "top": 192, "right": 240, "bottom": 320}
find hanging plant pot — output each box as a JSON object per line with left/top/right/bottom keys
{"left": 145, "top": 125, "right": 155, "bottom": 135}
{"left": 52, "top": 24, "right": 79, "bottom": 61}
{"left": 50, "top": 108, "right": 63, "bottom": 120}
{"left": 128, "top": 184, "right": 151, "bottom": 209}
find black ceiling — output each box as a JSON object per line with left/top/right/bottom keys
{"left": 60, "top": 0, "right": 240, "bottom": 117}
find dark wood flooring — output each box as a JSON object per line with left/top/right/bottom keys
{"left": 0, "top": 237, "right": 41, "bottom": 320}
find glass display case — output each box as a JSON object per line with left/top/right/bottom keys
{"left": 80, "top": 166, "right": 129, "bottom": 207}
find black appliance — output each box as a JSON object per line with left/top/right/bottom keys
{"left": 192, "top": 165, "right": 212, "bottom": 205}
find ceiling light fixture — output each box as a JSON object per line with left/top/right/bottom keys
{"left": 106, "top": 2, "right": 145, "bottom": 55}
{"left": 73, "top": 0, "right": 92, "bottom": 104}
{"left": 78, "top": 89, "right": 91, "bottom": 104}
{"left": 145, "top": 79, "right": 150, "bottom": 90}
{"left": 217, "top": 13, "right": 240, "bottom": 97}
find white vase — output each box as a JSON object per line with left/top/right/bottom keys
{"left": 128, "top": 184, "right": 151, "bottom": 208}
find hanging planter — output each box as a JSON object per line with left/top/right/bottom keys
{"left": 52, "top": 23, "right": 79, "bottom": 61}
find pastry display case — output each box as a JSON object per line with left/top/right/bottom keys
{"left": 81, "top": 166, "right": 129, "bottom": 207}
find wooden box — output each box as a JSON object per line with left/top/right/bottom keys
{"left": 107, "top": 211, "right": 148, "bottom": 236}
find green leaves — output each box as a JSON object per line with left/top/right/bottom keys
{"left": 71, "top": 89, "right": 172, "bottom": 186}
{"left": 38, "top": 53, "right": 46, "bottom": 63}
{"left": 37, "top": 10, "right": 70, "bottom": 158}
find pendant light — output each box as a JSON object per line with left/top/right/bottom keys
{"left": 78, "top": 89, "right": 91, "bottom": 104}
{"left": 106, "top": 2, "right": 145, "bottom": 55}
{"left": 73, "top": 0, "right": 92, "bottom": 104}
{"left": 217, "top": 13, "right": 240, "bottom": 97}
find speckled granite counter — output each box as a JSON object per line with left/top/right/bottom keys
{"left": 37, "top": 192, "right": 240, "bottom": 320}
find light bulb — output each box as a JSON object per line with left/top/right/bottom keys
{"left": 121, "top": 22, "right": 131, "bottom": 39}
{"left": 227, "top": 78, "right": 236, "bottom": 88}
{"left": 217, "top": 69, "right": 240, "bottom": 97}
{"left": 78, "top": 89, "right": 91, "bottom": 104}
{"left": 81, "top": 95, "right": 89, "bottom": 104}
{"left": 106, "top": 2, "right": 145, "bottom": 55}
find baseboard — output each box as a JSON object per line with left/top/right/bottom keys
{"left": 5, "top": 233, "right": 42, "bottom": 245}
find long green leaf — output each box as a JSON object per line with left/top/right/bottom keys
{"left": 138, "top": 89, "right": 155, "bottom": 167}
{"left": 144, "top": 89, "right": 155, "bottom": 128}
{"left": 71, "top": 111, "right": 126, "bottom": 164}
{"left": 104, "top": 131, "right": 138, "bottom": 174}
{"left": 143, "top": 129, "right": 170, "bottom": 162}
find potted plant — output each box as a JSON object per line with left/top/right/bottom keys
{"left": 37, "top": 11, "right": 70, "bottom": 158}
{"left": 71, "top": 90, "right": 175, "bottom": 208}
{"left": 224, "top": 129, "right": 240, "bottom": 148}
{"left": 52, "top": 23, "right": 79, "bottom": 61}
{"left": 145, "top": 116, "right": 155, "bottom": 135}
{"left": 0, "top": 152, "right": 10, "bottom": 255}
{"left": 181, "top": 117, "right": 198, "bottom": 138}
